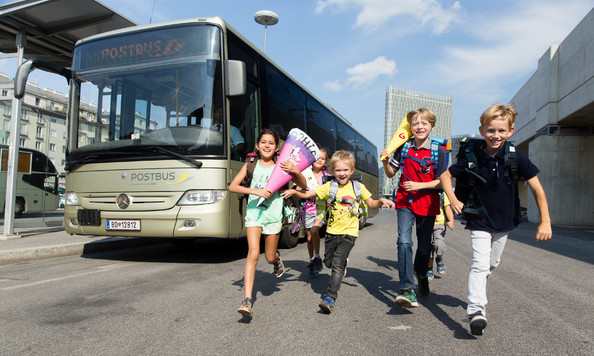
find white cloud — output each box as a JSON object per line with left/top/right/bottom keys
{"left": 345, "top": 56, "right": 397, "bottom": 87}
{"left": 316, "top": 0, "right": 461, "bottom": 34}
{"left": 436, "top": 1, "right": 592, "bottom": 89}
{"left": 323, "top": 80, "right": 344, "bottom": 92}
{"left": 325, "top": 56, "right": 397, "bottom": 91}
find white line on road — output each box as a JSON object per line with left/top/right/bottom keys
{"left": 0, "top": 263, "right": 131, "bottom": 291}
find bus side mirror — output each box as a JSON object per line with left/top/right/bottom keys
{"left": 14, "top": 58, "right": 71, "bottom": 99}
{"left": 225, "top": 60, "right": 246, "bottom": 96}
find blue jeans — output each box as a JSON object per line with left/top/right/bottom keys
{"left": 397, "top": 208, "right": 435, "bottom": 290}
{"left": 323, "top": 233, "right": 356, "bottom": 300}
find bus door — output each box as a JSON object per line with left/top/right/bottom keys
{"left": 228, "top": 81, "right": 259, "bottom": 236}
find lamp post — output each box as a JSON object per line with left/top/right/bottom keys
{"left": 254, "top": 10, "right": 279, "bottom": 54}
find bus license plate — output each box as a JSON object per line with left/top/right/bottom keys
{"left": 106, "top": 219, "right": 140, "bottom": 231}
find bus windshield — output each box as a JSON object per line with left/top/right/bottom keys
{"left": 68, "top": 25, "right": 225, "bottom": 164}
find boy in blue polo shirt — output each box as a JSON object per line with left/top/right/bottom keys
{"left": 440, "top": 104, "right": 551, "bottom": 336}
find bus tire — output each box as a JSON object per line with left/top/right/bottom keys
{"left": 15, "top": 198, "right": 25, "bottom": 216}
{"left": 278, "top": 226, "right": 299, "bottom": 249}
{"left": 358, "top": 205, "right": 368, "bottom": 230}
{"left": 358, "top": 215, "right": 367, "bottom": 230}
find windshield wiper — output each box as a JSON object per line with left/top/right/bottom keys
{"left": 65, "top": 146, "right": 203, "bottom": 171}
{"left": 144, "top": 145, "right": 203, "bottom": 168}
{"left": 65, "top": 151, "right": 129, "bottom": 171}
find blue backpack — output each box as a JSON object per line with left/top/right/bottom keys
{"left": 398, "top": 137, "right": 451, "bottom": 172}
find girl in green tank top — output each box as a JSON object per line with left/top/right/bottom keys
{"left": 228, "top": 128, "right": 306, "bottom": 317}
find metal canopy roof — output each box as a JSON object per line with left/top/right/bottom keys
{"left": 0, "top": 0, "right": 136, "bottom": 67}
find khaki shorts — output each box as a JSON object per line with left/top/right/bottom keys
{"left": 245, "top": 220, "right": 282, "bottom": 235}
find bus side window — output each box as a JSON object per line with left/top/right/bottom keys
{"left": 229, "top": 82, "right": 258, "bottom": 161}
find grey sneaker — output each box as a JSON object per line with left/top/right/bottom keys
{"left": 436, "top": 257, "right": 446, "bottom": 275}
{"left": 469, "top": 312, "right": 487, "bottom": 335}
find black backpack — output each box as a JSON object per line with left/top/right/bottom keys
{"left": 454, "top": 137, "right": 519, "bottom": 220}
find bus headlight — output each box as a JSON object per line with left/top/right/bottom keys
{"left": 65, "top": 192, "right": 80, "bottom": 206}
{"left": 177, "top": 190, "right": 226, "bottom": 205}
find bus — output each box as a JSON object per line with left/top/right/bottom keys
{"left": 15, "top": 17, "right": 379, "bottom": 247}
{"left": 0, "top": 146, "right": 60, "bottom": 215}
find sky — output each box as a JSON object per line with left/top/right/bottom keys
{"left": 1, "top": 0, "right": 593, "bottom": 150}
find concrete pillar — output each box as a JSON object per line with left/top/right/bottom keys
{"left": 528, "top": 135, "right": 594, "bottom": 226}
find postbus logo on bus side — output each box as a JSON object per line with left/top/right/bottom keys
{"left": 116, "top": 193, "right": 131, "bottom": 210}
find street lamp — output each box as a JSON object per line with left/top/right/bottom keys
{"left": 254, "top": 10, "right": 279, "bottom": 54}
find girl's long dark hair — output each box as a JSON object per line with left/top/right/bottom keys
{"left": 253, "top": 128, "right": 281, "bottom": 160}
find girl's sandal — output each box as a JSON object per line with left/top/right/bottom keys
{"left": 273, "top": 251, "right": 284, "bottom": 278}
{"left": 237, "top": 297, "right": 253, "bottom": 317}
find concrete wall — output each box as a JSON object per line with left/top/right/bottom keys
{"left": 510, "top": 8, "right": 594, "bottom": 226}
{"left": 527, "top": 135, "right": 594, "bottom": 225}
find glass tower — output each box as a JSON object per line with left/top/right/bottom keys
{"left": 383, "top": 86, "right": 452, "bottom": 196}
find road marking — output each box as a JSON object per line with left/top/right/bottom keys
{"left": 388, "top": 325, "right": 412, "bottom": 330}
{"left": 0, "top": 263, "right": 129, "bottom": 291}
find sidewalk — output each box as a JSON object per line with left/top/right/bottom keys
{"left": 0, "top": 225, "right": 161, "bottom": 266}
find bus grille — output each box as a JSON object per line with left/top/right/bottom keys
{"left": 78, "top": 209, "right": 101, "bottom": 226}
{"left": 78, "top": 192, "right": 181, "bottom": 211}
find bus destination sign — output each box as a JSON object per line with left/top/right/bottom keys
{"left": 74, "top": 26, "right": 220, "bottom": 71}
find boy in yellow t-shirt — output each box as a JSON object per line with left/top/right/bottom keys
{"left": 283, "top": 150, "right": 394, "bottom": 313}
{"left": 427, "top": 192, "right": 454, "bottom": 279}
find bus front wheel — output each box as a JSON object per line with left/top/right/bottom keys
{"left": 278, "top": 226, "right": 299, "bottom": 249}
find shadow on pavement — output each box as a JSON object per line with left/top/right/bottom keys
{"left": 82, "top": 237, "right": 249, "bottom": 264}
{"left": 509, "top": 222, "right": 594, "bottom": 265}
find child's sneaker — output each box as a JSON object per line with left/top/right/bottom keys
{"left": 319, "top": 296, "right": 335, "bottom": 313}
{"left": 273, "top": 251, "right": 284, "bottom": 278}
{"left": 469, "top": 312, "right": 487, "bottom": 335}
{"left": 237, "top": 297, "right": 253, "bottom": 317}
{"left": 417, "top": 274, "right": 430, "bottom": 298}
{"left": 427, "top": 268, "right": 434, "bottom": 280}
{"left": 312, "top": 256, "right": 323, "bottom": 273}
{"left": 436, "top": 258, "right": 446, "bottom": 275}
{"left": 395, "top": 288, "right": 418, "bottom": 308}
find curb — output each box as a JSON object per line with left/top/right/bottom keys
{"left": 0, "top": 237, "right": 162, "bottom": 266}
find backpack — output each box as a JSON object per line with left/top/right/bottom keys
{"left": 321, "top": 174, "right": 365, "bottom": 217}
{"left": 398, "top": 137, "right": 451, "bottom": 172}
{"left": 454, "top": 137, "right": 519, "bottom": 220}
{"left": 397, "top": 137, "right": 451, "bottom": 202}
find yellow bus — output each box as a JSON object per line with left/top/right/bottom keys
{"left": 15, "top": 17, "right": 379, "bottom": 247}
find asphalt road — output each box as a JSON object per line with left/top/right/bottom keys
{"left": 1, "top": 210, "right": 592, "bottom": 355}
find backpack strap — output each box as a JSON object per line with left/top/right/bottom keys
{"left": 326, "top": 178, "right": 363, "bottom": 216}
{"left": 238, "top": 153, "right": 258, "bottom": 216}
{"left": 460, "top": 139, "right": 488, "bottom": 219}
{"left": 241, "top": 152, "right": 258, "bottom": 188}
{"left": 504, "top": 141, "right": 519, "bottom": 181}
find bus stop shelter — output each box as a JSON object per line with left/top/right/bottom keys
{"left": 0, "top": 0, "right": 135, "bottom": 238}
